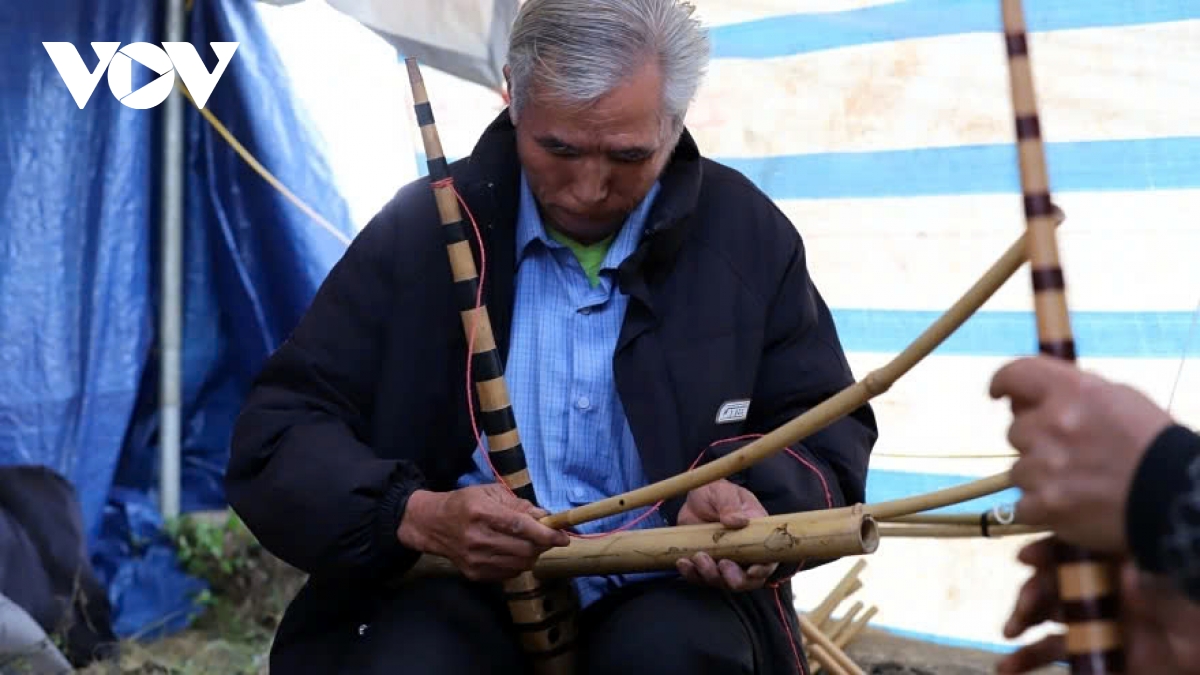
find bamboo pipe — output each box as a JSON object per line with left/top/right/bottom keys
{"left": 404, "top": 57, "right": 578, "bottom": 675}
{"left": 400, "top": 506, "right": 878, "bottom": 581}
{"left": 1001, "top": 3, "right": 1124, "bottom": 673}
{"left": 807, "top": 643, "right": 852, "bottom": 675}
{"left": 542, "top": 206, "right": 1064, "bottom": 532}
{"left": 828, "top": 601, "right": 864, "bottom": 641}
{"left": 799, "top": 613, "right": 865, "bottom": 675}
{"left": 813, "top": 606, "right": 879, "bottom": 675}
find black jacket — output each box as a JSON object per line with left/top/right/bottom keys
{"left": 225, "top": 112, "right": 878, "bottom": 673}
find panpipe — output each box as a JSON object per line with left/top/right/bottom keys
{"left": 404, "top": 57, "right": 580, "bottom": 675}
{"left": 1000, "top": 2, "right": 1125, "bottom": 672}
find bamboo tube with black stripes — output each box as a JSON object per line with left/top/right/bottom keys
{"left": 1000, "top": 3, "right": 1125, "bottom": 673}
{"left": 404, "top": 57, "right": 579, "bottom": 675}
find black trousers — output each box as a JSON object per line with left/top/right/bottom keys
{"left": 340, "top": 576, "right": 760, "bottom": 674}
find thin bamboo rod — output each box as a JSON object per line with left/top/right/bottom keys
{"left": 799, "top": 613, "right": 865, "bottom": 675}
{"left": 879, "top": 524, "right": 1044, "bottom": 538}
{"left": 542, "top": 207, "right": 1062, "bottom": 531}
{"left": 828, "top": 601, "right": 864, "bottom": 641}
{"left": 813, "top": 606, "right": 879, "bottom": 675}
{"left": 886, "top": 513, "right": 1016, "bottom": 526}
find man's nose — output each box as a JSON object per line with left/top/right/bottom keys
{"left": 569, "top": 159, "right": 609, "bottom": 206}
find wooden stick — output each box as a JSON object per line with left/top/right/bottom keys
{"left": 1000, "top": 4, "right": 1124, "bottom": 673}
{"left": 811, "top": 605, "right": 879, "bottom": 675}
{"left": 400, "top": 507, "right": 878, "bottom": 580}
{"left": 838, "top": 606, "right": 879, "bottom": 648}
{"left": 826, "top": 601, "right": 863, "bottom": 641}
{"left": 541, "top": 207, "right": 1062, "bottom": 531}
{"left": 799, "top": 613, "right": 865, "bottom": 675}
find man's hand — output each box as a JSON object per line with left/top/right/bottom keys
{"left": 998, "top": 537, "right": 1200, "bottom": 674}
{"left": 989, "top": 356, "right": 1174, "bottom": 553}
{"left": 397, "top": 484, "right": 569, "bottom": 581}
{"left": 675, "top": 479, "right": 778, "bottom": 591}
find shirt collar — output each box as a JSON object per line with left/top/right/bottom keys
{"left": 515, "top": 171, "right": 662, "bottom": 272}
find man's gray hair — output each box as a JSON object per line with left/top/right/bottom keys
{"left": 506, "top": 0, "right": 711, "bottom": 137}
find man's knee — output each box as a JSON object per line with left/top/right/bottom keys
{"left": 341, "top": 577, "right": 527, "bottom": 675}
{"left": 583, "top": 581, "right": 756, "bottom": 675}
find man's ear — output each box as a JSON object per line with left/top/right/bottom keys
{"left": 502, "top": 64, "right": 513, "bottom": 110}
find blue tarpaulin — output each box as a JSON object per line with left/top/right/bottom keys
{"left": 0, "top": 0, "right": 354, "bottom": 637}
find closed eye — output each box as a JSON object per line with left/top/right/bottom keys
{"left": 609, "top": 148, "right": 653, "bottom": 163}
{"left": 537, "top": 137, "right": 581, "bottom": 157}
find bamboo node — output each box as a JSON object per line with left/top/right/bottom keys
{"left": 861, "top": 370, "right": 892, "bottom": 397}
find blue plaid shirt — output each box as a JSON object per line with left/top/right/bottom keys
{"left": 457, "top": 172, "right": 671, "bottom": 607}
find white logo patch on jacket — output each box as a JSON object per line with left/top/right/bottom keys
{"left": 715, "top": 399, "right": 751, "bottom": 424}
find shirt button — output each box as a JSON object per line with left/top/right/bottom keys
{"left": 576, "top": 396, "right": 591, "bottom": 410}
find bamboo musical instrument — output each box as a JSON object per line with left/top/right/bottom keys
{"left": 400, "top": 506, "right": 877, "bottom": 581}
{"left": 1000, "top": 2, "right": 1125, "bottom": 672}
{"left": 399, "top": 468, "right": 1009, "bottom": 585}
{"left": 541, "top": 207, "right": 1064, "bottom": 532}
{"left": 404, "top": 57, "right": 579, "bottom": 675}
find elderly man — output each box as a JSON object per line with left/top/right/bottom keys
{"left": 225, "top": 0, "right": 877, "bottom": 673}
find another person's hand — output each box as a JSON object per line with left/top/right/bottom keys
{"left": 998, "top": 537, "right": 1200, "bottom": 674}
{"left": 397, "top": 484, "right": 569, "bottom": 581}
{"left": 675, "top": 479, "right": 777, "bottom": 591}
{"left": 989, "top": 356, "right": 1174, "bottom": 553}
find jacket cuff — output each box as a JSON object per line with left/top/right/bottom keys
{"left": 373, "top": 462, "right": 427, "bottom": 573}
{"left": 1126, "top": 424, "right": 1198, "bottom": 573}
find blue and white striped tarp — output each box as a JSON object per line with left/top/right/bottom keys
{"left": 258, "top": 0, "right": 1200, "bottom": 654}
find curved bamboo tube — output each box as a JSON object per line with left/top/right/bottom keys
{"left": 542, "top": 207, "right": 1062, "bottom": 531}
{"left": 401, "top": 507, "right": 877, "bottom": 580}
{"left": 1001, "top": 3, "right": 1124, "bottom": 672}
{"left": 405, "top": 58, "right": 578, "bottom": 675}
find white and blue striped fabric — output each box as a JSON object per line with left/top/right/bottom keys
{"left": 259, "top": 0, "right": 1200, "bottom": 654}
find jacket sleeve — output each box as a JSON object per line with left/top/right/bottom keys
{"left": 1126, "top": 423, "right": 1200, "bottom": 603}
{"left": 705, "top": 226, "right": 879, "bottom": 578}
{"left": 223, "top": 211, "right": 427, "bottom": 582}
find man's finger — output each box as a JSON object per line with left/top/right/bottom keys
{"left": 693, "top": 552, "right": 722, "bottom": 586}
{"left": 1004, "top": 569, "right": 1058, "bottom": 638}
{"left": 1016, "top": 537, "right": 1058, "bottom": 567}
{"left": 677, "top": 558, "right": 701, "bottom": 584}
{"left": 746, "top": 563, "right": 776, "bottom": 580}
{"left": 499, "top": 512, "right": 570, "bottom": 548}
{"left": 996, "top": 634, "right": 1065, "bottom": 674}
{"left": 719, "top": 509, "right": 751, "bottom": 529}
{"left": 989, "top": 357, "right": 1064, "bottom": 408}
{"left": 718, "top": 559, "right": 747, "bottom": 589}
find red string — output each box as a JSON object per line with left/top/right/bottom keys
{"left": 442, "top": 176, "right": 825, "bottom": 674}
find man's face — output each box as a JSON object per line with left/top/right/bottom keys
{"left": 510, "top": 62, "right": 675, "bottom": 244}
